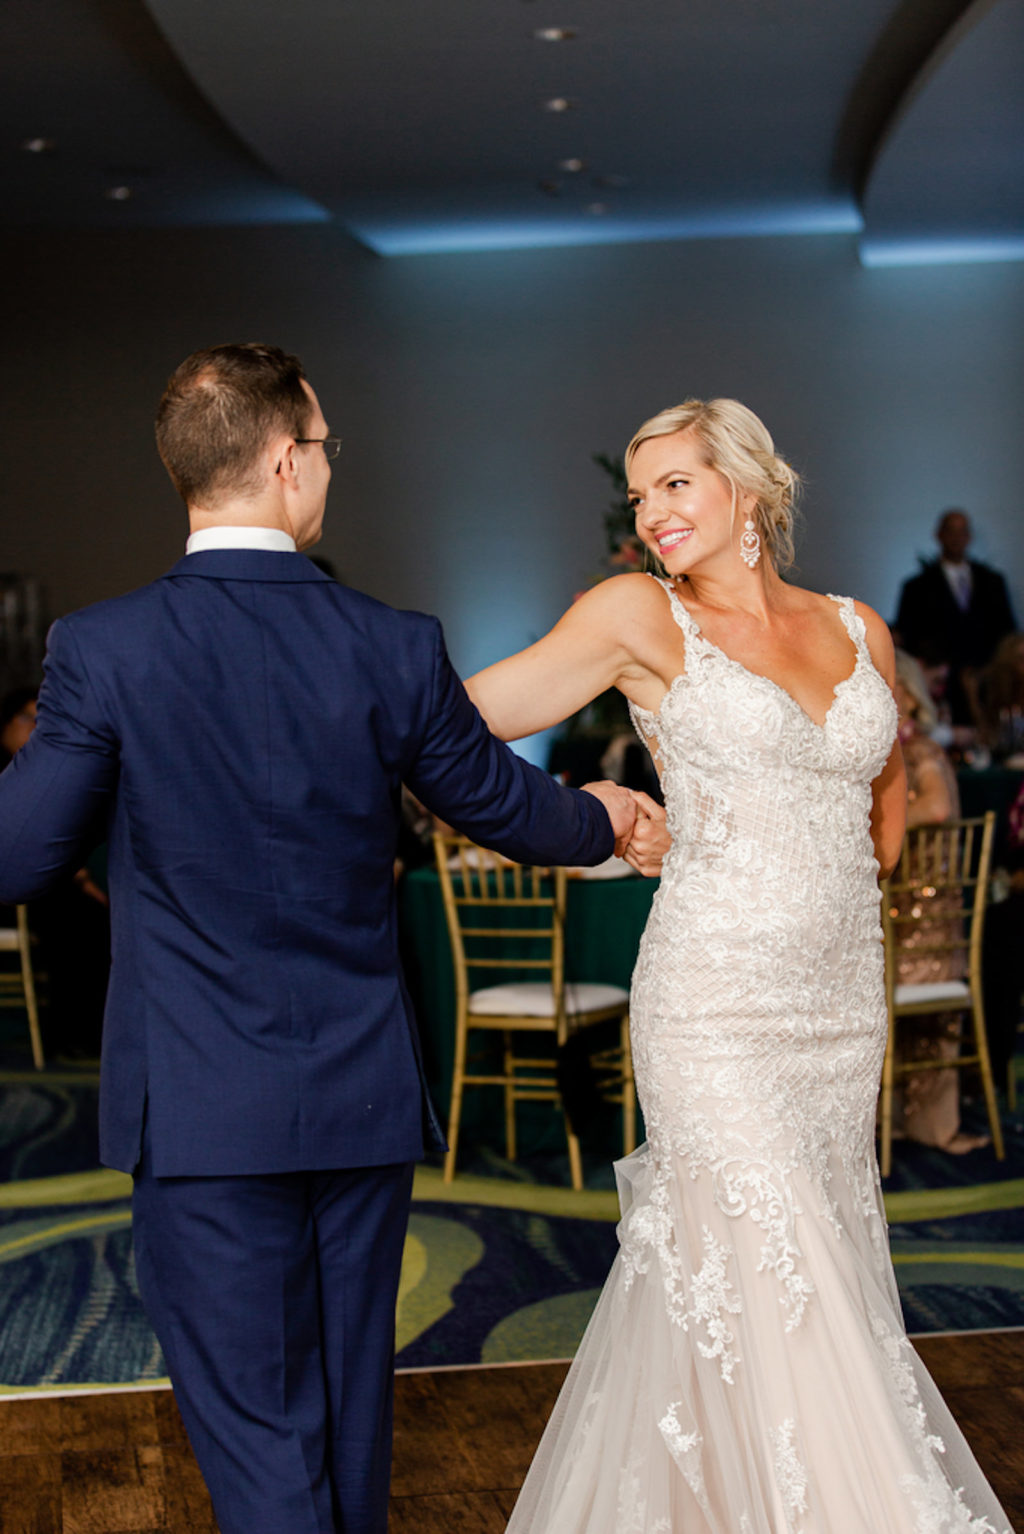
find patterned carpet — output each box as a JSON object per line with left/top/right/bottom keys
{"left": 0, "top": 1051, "right": 1022, "bottom": 1396}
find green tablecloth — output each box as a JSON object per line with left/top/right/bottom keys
{"left": 398, "top": 867, "right": 657, "bottom": 1150}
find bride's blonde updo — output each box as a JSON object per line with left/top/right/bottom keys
{"left": 625, "top": 398, "right": 800, "bottom": 572}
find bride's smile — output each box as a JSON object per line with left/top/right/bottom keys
{"left": 628, "top": 428, "right": 754, "bottom": 576}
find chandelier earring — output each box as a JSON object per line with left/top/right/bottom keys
{"left": 739, "top": 516, "right": 762, "bottom": 569}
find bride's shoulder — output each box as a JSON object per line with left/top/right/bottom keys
{"left": 846, "top": 597, "right": 892, "bottom": 647}
{"left": 786, "top": 586, "right": 895, "bottom": 677}
{"left": 848, "top": 599, "right": 895, "bottom": 682}
{"left": 792, "top": 585, "right": 890, "bottom": 643}
{"left": 570, "top": 571, "right": 670, "bottom": 620}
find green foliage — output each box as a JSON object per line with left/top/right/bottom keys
{"left": 591, "top": 453, "right": 644, "bottom": 575}
{"left": 592, "top": 453, "right": 634, "bottom": 555}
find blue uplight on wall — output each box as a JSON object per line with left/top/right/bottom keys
{"left": 352, "top": 202, "right": 862, "bottom": 259}
{"left": 860, "top": 236, "right": 1024, "bottom": 268}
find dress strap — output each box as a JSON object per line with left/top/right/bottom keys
{"left": 649, "top": 572, "right": 699, "bottom": 641}
{"left": 828, "top": 593, "right": 869, "bottom": 654}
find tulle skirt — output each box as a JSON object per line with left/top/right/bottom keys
{"left": 505, "top": 1143, "right": 1013, "bottom": 1533}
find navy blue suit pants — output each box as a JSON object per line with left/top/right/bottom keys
{"left": 133, "top": 1138, "right": 415, "bottom": 1534}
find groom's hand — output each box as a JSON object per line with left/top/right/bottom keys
{"left": 580, "top": 780, "right": 637, "bottom": 857}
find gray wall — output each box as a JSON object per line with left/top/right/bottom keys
{"left": 5, "top": 224, "right": 375, "bottom": 619}
{"left": 354, "top": 234, "right": 1024, "bottom": 673}
{"left": 5, "top": 224, "right": 1024, "bottom": 690}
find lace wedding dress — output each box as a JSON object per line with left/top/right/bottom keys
{"left": 506, "top": 583, "right": 1012, "bottom": 1534}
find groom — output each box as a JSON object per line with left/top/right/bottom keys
{"left": 0, "top": 343, "right": 634, "bottom": 1534}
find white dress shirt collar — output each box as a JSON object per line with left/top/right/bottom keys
{"left": 186, "top": 526, "right": 297, "bottom": 555}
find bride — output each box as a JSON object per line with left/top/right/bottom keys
{"left": 465, "top": 399, "right": 1012, "bottom": 1533}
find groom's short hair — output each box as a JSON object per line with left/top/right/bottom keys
{"left": 156, "top": 343, "right": 313, "bottom": 509}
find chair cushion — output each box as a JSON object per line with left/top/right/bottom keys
{"left": 894, "top": 980, "right": 970, "bottom": 1006}
{"left": 468, "top": 981, "right": 629, "bottom": 1017}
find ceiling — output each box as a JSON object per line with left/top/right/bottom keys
{"left": 2, "top": 0, "right": 1021, "bottom": 263}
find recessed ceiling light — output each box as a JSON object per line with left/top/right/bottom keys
{"left": 22, "top": 137, "right": 56, "bottom": 154}
{"left": 586, "top": 202, "right": 609, "bottom": 216}
{"left": 105, "top": 185, "right": 133, "bottom": 202}
{"left": 534, "top": 27, "right": 577, "bottom": 41}
{"left": 543, "top": 97, "right": 574, "bottom": 113}
{"left": 558, "top": 158, "right": 586, "bottom": 173}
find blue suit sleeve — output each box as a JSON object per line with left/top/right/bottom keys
{"left": 0, "top": 619, "right": 119, "bottom": 902}
{"left": 405, "top": 622, "right": 614, "bottom": 867}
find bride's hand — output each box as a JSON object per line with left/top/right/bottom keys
{"left": 623, "top": 791, "right": 670, "bottom": 876}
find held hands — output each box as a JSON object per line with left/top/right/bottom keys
{"left": 622, "top": 791, "right": 670, "bottom": 877}
{"left": 580, "top": 780, "right": 637, "bottom": 857}
{"left": 580, "top": 782, "right": 670, "bottom": 870}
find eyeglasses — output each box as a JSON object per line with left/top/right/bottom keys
{"left": 295, "top": 435, "right": 341, "bottom": 460}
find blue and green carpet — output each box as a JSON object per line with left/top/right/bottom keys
{"left": 1, "top": 1056, "right": 1022, "bottom": 1397}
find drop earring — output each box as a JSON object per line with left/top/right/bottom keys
{"left": 739, "top": 518, "right": 761, "bottom": 569}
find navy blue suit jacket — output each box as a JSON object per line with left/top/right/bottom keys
{"left": 0, "top": 551, "right": 612, "bottom": 1176}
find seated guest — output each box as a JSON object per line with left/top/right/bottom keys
{"left": 893, "top": 509, "right": 1016, "bottom": 726}
{"left": 896, "top": 652, "right": 959, "bottom": 820}
{"left": 890, "top": 651, "right": 989, "bottom": 1153}
{"left": 970, "top": 631, "right": 1024, "bottom": 760}
{"left": 910, "top": 649, "right": 980, "bottom": 756}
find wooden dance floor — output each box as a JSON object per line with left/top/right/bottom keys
{"left": 0, "top": 1331, "right": 1021, "bottom": 1531}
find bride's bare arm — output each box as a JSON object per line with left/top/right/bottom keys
{"left": 870, "top": 740, "right": 907, "bottom": 879}
{"left": 467, "top": 574, "right": 656, "bottom": 741}
{"left": 856, "top": 603, "right": 907, "bottom": 877}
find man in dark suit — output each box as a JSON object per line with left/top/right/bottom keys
{"left": 893, "top": 508, "right": 1017, "bottom": 724}
{"left": 0, "top": 344, "right": 634, "bottom": 1534}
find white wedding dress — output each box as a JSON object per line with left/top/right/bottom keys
{"left": 507, "top": 583, "right": 1012, "bottom": 1534}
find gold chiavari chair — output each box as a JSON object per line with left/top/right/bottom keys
{"left": 434, "top": 832, "right": 635, "bottom": 1190}
{"left": 879, "top": 813, "right": 1002, "bottom": 1177}
{"left": 0, "top": 906, "right": 44, "bottom": 1069}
